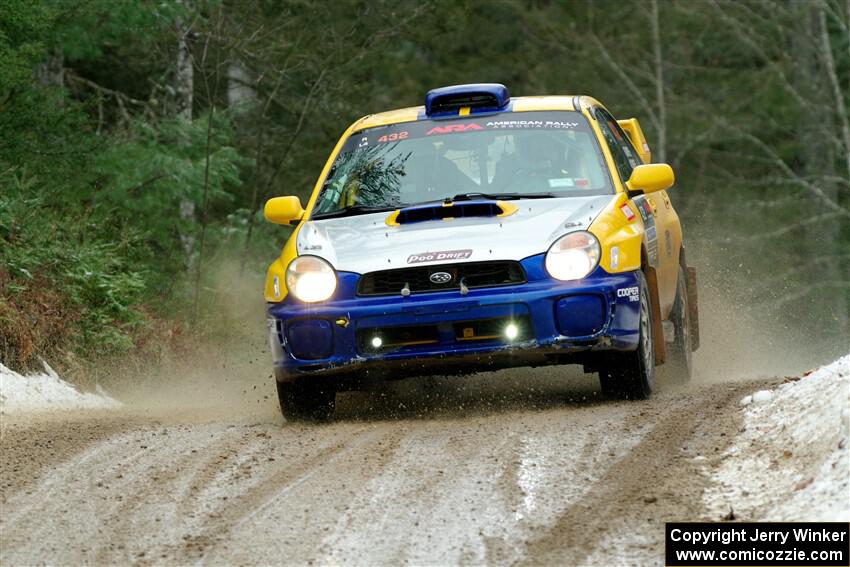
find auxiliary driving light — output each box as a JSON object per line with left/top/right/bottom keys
{"left": 504, "top": 323, "right": 519, "bottom": 340}
{"left": 371, "top": 336, "right": 383, "bottom": 348}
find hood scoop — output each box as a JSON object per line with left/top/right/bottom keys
{"left": 385, "top": 200, "right": 517, "bottom": 226}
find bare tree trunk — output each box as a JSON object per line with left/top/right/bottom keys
{"left": 818, "top": 4, "right": 850, "bottom": 180}
{"left": 193, "top": 106, "right": 215, "bottom": 320}
{"left": 175, "top": 0, "right": 195, "bottom": 264}
{"left": 792, "top": 0, "right": 846, "bottom": 335}
{"left": 793, "top": 2, "right": 838, "bottom": 192}
{"left": 227, "top": 59, "right": 256, "bottom": 110}
{"left": 175, "top": 3, "right": 194, "bottom": 122}
{"left": 650, "top": 0, "right": 667, "bottom": 163}
{"left": 35, "top": 48, "right": 64, "bottom": 90}
{"left": 240, "top": 67, "right": 328, "bottom": 269}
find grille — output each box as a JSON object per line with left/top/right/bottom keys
{"left": 357, "top": 261, "right": 526, "bottom": 296}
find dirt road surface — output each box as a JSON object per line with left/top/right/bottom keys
{"left": 1, "top": 369, "right": 776, "bottom": 566}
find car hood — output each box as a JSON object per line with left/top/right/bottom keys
{"left": 295, "top": 195, "right": 614, "bottom": 274}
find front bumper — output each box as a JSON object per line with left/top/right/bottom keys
{"left": 267, "top": 254, "right": 642, "bottom": 382}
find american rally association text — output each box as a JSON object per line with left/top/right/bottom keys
{"left": 670, "top": 527, "right": 849, "bottom": 547}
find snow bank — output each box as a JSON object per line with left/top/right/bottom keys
{"left": 0, "top": 360, "right": 120, "bottom": 413}
{"left": 704, "top": 355, "right": 849, "bottom": 521}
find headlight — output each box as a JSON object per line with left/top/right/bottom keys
{"left": 285, "top": 255, "right": 337, "bottom": 302}
{"left": 545, "top": 231, "right": 601, "bottom": 281}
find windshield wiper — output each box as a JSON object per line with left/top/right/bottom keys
{"left": 449, "top": 192, "right": 559, "bottom": 202}
{"left": 311, "top": 204, "right": 397, "bottom": 220}
{"left": 313, "top": 193, "right": 559, "bottom": 220}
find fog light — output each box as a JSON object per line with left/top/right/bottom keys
{"left": 371, "top": 336, "right": 383, "bottom": 348}
{"left": 505, "top": 323, "right": 519, "bottom": 340}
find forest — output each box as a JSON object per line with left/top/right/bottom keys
{"left": 1, "top": 0, "right": 848, "bottom": 377}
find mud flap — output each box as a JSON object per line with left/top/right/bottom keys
{"left": 644, "top": 266, "right": 666, "bottom": 365}
{"left": 686, "top": 266, "right": 700, "bottom": 351}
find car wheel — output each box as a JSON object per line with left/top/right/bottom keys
{"left": 599, "top": 270, "right": 655, "bottom": 399}
{"left": 276, "top": 378, "right": 336, "bottom": 422}
{"left": 665, "top": 265, "right": 693, "bottom": 382}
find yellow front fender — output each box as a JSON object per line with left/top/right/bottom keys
{"left": 588, "top": 193, "right": 644, "bottom": 274}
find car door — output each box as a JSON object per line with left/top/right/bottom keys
{"left": 593, "top": 107, "right": 680, "bottom": 316}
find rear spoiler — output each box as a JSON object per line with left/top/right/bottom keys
{"left": 617, "top": 118, "right": 652, "bottom": 164}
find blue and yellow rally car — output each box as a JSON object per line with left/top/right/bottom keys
{"left": 264, "top": 84, "right": 699, "bottom": 420}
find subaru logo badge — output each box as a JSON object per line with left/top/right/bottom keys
{"left": 429, "top": 271, "right": 452, "bottom": 284}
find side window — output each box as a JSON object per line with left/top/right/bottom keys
{"left": 594, "top": 108, "right": 642, "bottom": 182}
{"left": 609, "top": 115, "right": 643, "bottom": 170}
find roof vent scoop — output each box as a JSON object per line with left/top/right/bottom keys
{"left": 385, "top": 200, "right": 518, "bottom": 226}
{"left": 424, "top": 83, "right": 510, "bottom": 117}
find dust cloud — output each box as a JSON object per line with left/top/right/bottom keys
{"left": 689, "top": 243, "right": 844, "bottom": 384}
{"left": 102, "top": 259, "right": 279, "bottom": 421}
{"left": 93, "top": 242, "right": 844, "bottom": 420}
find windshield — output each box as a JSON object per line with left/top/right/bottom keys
{"left": 312, "top": 111, "right": 612, "bottom": 218}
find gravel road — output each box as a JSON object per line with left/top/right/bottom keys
{"left": 1, "top": 369, "right": 776, "bottom": 566}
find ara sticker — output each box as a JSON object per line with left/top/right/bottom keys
{"left": 617, "top": 286, "right": 640, "bottom": 302}
{"left": 425, "top": 123, "right": 483, "bottom": 136}
{"left": 620, "top": 203, "right": 636, "bottom": 221}
{"left": 407, "top": 249, "right": 473, "bottom": 264}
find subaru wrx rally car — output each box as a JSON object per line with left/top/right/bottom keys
{"left": 264, "top": 84, "right": 699, "bottom": 420}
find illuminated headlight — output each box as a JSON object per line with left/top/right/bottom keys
{"left": 545, "top": 231, "right": 601, "bottom": 281}
{"left": 285, "top": 255, "right": 337, "bottom": 302}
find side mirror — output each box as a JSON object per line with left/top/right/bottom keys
{"left": 625, "top": 164, "right": 674, "bottom": 194}
{"left": 264, "top": 196, "right": 305, "bottom": 225}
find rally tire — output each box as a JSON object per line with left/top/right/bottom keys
{"left": 276, "top": 378, "right": 336, "bottom": 422}
{"left": 599, "top": 270, "right": 655, "bottom": 400}
{"left": 666, "top": 265, "right": 694, "bottom": 383}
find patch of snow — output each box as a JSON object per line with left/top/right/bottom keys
{"left": 0, "top": 360, "right": 120, "bottom": 413}
{"left": 751, "top": 389, "right": 774, "bottom": 404}
{"left": 739, "top": 395, "right": 752, "bottom": 406}
{"left": 704, "top": 355, "right": 850, "bottom": 522}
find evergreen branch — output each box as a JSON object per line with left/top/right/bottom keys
{"left": 718, "top": 119, "right": 850, "bottom": 219}
{"left": 761, "top": 254, "right": 850, "bottom": 284}
{"left": 122, "top": 174, "right": 170, "bottom": 195}
{"left": 822, "top": 0, "right": 849, "bottom": 33}
{"left": 707, "top": 0, "right": 809, "bottom": 109}
{"left": 721, "top": 212, "right": 844, "bottom": 242}
{"left": 771, "top": 280, "right": 850, "bottom": 308}
{"left": 65, "top": 72, "right": 147, "bottom": 107}
{"left": 588, "top": 33, "right": 661, "bottom": 133}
